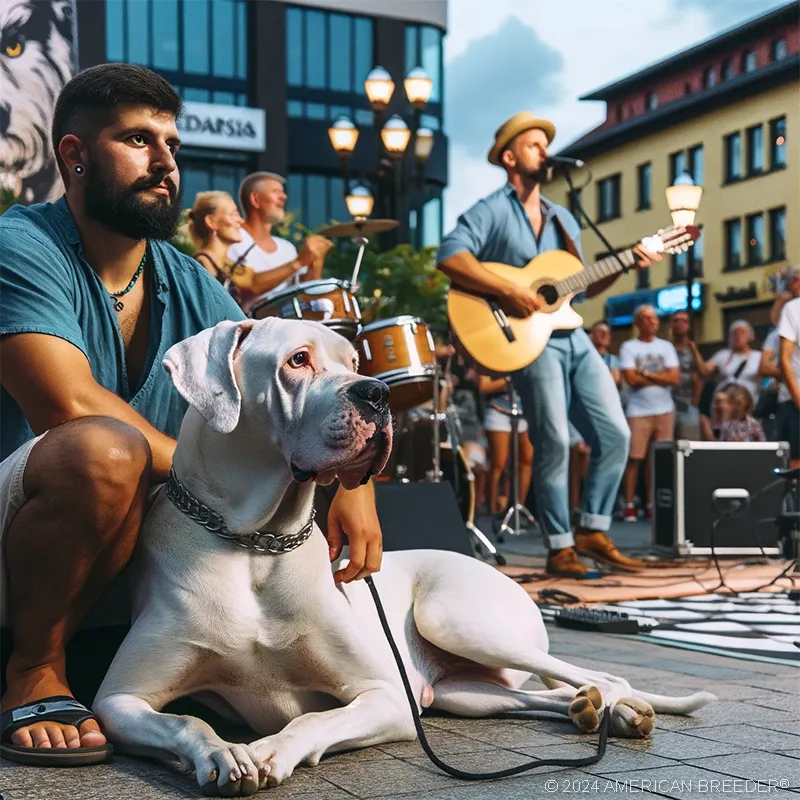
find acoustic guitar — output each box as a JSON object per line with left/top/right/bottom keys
{"left": 447, "top": 225, "right": 700, "bottom": 374}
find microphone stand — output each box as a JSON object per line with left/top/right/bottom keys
{"left": 561, "top": 168, "right": 627, "bottom": 277}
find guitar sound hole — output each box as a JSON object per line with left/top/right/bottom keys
{"left": 537, "top": 284, "right": 558, "bottom": 306}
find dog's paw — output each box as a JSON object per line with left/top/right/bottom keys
{"left": 194, "top": 742, "right": 265, "bottom": 797}
{"left": 568, "top": 685, "right": 604, "bottom": 733}
{"left": 264, "top": 750, "right": 297, "bottom": 788}
{"left": 609, "top": 697, "right": 655, "bottom": 739}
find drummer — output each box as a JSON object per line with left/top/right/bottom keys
{"left": 228, "top": 172, "right": 334, "bottom": 314}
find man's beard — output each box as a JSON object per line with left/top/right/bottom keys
{"left": 525, "top": 165, "right": 550, "bottom": 185}
{"left": 84, "top": 166, "right": 183, "bottom": 241}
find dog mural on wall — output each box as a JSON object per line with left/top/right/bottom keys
{"left": 0, "top": 0, "right": 76, "bottom": 204}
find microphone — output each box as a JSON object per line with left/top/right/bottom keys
{"left": 544, "top": 155, "right": 586, "bottom": 170}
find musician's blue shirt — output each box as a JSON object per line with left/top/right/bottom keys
{"left": 0, "top": 197, "right": 244, "bottom": 460}
{"left": 437, "top": 183, "right": 584, "bottom": 267}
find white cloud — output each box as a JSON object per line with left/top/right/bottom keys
{"left": 443, "top": 0, "right": 790, "bottom": 229}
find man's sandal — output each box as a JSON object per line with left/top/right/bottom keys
{"left": 1, "top": 695, "right": 113, "bottom": 766}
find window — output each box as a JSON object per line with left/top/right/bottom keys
{"left": 770, "top": 116, "right": 787, "bottom": 169}
{"left": 421, "top": 196, "right": 443, "bottom": 247}
{"left": 688, "top": 145, "right": 704, "bottom": 186}
{"left": 703, "top": 67, "right": 717, "bottom": 88}
{"left": 286, "top": 173, "right": 361, "bottom": 230}
{"left": 178, "top": 154, "right": 252, "bottom": 211}
{"left": 746, "top": 213, "right": 765, "bottom": 265}
{"left": 646, "top": 92, "right": 658, "bottom": 111}
{"left": 106, "top": 0, "right": 248, "bottom": 94}
{"left": 746, "top": 124, "right": 764, "bottom": 175}
{"left": 725, "top": 218, "right": 742, "bottom": 270}
{"left": 669, "top": 150, "right": 687, "bottom": 183}
{"left": 724, "top": 132, "right": 742, "bottom": 182}
{"left": 637, "top": 162, "right": 651, "bottom": 210}
{"left": 741, "top": 50, "right": 758, "bottom": 73}
{"left": 722, "top": 59, "right": 735, "bottom": 81}
{"left": 286, "top": 7, "right": 373, "bottom": 94}
{"left": 671, "top": 227, "right": 703, "bottom": 282}
{"left": 597, "top": 174, "right": 621, "bottom": 222}
{"left": 769, "top": 207, "right": 787, "bottom": 262}
{"left": 772, "top": 39, "right": 788, "bottom": 61}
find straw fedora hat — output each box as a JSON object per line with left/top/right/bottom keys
{"left": 487, "top": 111, "right": 556, "bottom": 166}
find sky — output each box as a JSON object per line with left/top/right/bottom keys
{"left": 442, "top": 0, "right": 790, "bottom": 229}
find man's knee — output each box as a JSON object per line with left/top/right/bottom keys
{"left": 24, "top": 416, "right": 152, "bottom": 526}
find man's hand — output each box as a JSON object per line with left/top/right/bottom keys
{"left": 298, "top": 235, "right": 334, "bottom": 267}
{"left": 326, "top": 481, "right": 383, "bottom": 583}
{"left": 499, "top": 283, "right": 541, "bottom": 317}
{"left": 632, "top": 243, "right": 663, "bottom": 270}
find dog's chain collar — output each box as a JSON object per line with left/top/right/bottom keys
{"left": 165, "top": 468, "right": 315, "bottom": 554}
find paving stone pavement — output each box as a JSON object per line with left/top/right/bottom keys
{"left": 2, "top": 522, "right": 797, "bottom": 800}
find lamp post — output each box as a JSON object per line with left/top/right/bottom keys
{"left": 665, "top": 171, "right": 703, "bottom": 332}
{"left": 329, "top": 66, "right": 435, "bottom": 244}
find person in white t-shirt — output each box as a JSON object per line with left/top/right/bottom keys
{"left": 228, "top": 172, "right": 333, "bottom": 314}
{"left": 619, "top": 305, "right": 680, "bottom": 522}
{"left": 693, "top": 320, "right": 762, "bottom": 402}
{"left": 777, "top": 296, "right": 800, "bottom": 466}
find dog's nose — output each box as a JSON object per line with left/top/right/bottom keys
{"left": 347, "top": 379, "right": 389, "bottom": 410}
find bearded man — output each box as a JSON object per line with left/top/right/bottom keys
{"left": 0, "top": 63, "right": 383, "bottom": 767}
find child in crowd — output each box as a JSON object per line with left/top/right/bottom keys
{"left": 701, "top": 390, "right": 731, "bottom": 441}
{"left": 719, "top": 385, "right": 766, "bottom": 442}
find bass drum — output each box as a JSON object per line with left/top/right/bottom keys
{"left": 389, "top": 413, "right": 475, "bottom": 525}
{"left": 250, "top": 279, "right": 361, "bottom": 340}
{"left": 356, "top": 316, "right": 436, "bottom": 412}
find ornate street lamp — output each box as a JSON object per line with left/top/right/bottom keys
{"left": 404, "top": 67, "right": 433, "bottom": 110}
{"left": 414, "top": 128, "right": 435, "bottom": 163}
{"left": 328, "top": 117, "right": 359, "bottom": 157}
{"left": 380, "top": 115, "right": 411, "bottom": 158}
{"left": 666, "top": 172, "right": 703, "bottom": 227}
{"left": 345, "top": 185, "right": 374, "bottom": 219}
{"left": 364, "top": 66, "right": 395, "bottom": 113}
{"left": 666, "top": 171, "right": 703, "bottom": 329}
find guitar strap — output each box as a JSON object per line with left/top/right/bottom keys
{"left": 550, "top": 212, "right": 583, "bottom": 264}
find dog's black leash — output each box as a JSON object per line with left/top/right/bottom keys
{"left": 364, "top": 576, "right": 609, "bottom": 780}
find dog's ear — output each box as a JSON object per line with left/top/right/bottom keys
{"left": 163, "top": 320, "right": 255, "bottom": 434}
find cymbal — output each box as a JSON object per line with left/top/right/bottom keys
{"left": 319, "top": 219, "right": 399, "bottom": 238}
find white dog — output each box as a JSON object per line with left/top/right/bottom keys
{"left": 94, "top": 318, "right": 715, "bottom": 796}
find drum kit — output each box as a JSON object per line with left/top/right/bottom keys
{"left": 249, "top": 219, "right": 504, "bottom": 566}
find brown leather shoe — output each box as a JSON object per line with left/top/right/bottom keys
{"left": 574, "top": 530, "right": 646, "bottom": 571}
{"left": 546, "top": 547, "right": 601, "bottom": 580}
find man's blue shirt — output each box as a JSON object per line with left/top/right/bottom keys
{"left": 0, "top": 197, "right": 244, "bottom": 460}
{"left": 437, "top": 183, "right": 584, "bottom": 267}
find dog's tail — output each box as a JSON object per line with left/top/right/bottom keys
{"left": 632, "top": 689, "right": 717, "bottom": 715}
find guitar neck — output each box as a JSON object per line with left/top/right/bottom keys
{"left": 555, "top": 247, "right": 637, "bottom": 297}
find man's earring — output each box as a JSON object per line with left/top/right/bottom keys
{"left": 73, "top": 164, "right": 85, "bottom": 176}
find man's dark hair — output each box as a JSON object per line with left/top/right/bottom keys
{"left": 52, "top": 63, "right": 183, "bottom": 181}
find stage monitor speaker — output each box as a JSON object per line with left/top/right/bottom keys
{"left": 375, "top": 481, "right": 474, "bottom": 557}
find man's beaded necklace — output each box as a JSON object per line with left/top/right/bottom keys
{"left": 109, "top": 250, "right": 147, "bottom": 312}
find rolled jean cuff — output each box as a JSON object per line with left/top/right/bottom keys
{"left": 546, "top": 531, "right": 575, "bottom": 551}
{"left": 579, "top": 511, "right": 611, "bottom": 532}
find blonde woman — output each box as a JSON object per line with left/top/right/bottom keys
{"left": 188, "top": 191, "right": 304, "bottom": 303}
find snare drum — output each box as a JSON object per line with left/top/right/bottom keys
{"left": 356, "top": 316, "right": 436, "bottom": 411}
{"left": 250, "top": 279, "right": 361, "bottom": 340}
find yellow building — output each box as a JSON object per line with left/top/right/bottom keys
{"left": 547, "top": 5, "right": 798, "bottom": 349}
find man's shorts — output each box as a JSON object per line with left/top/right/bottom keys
{"left": 627, "top": 412, "right": 675, "bottom": 460}
{"left": 0, "top": 434, "right": 46, "bottom": 628}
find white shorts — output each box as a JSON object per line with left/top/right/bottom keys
{"left": 0, "top": 434, "right": 46, "bottom": 628}
{"left": 483, "top": 407, "right": 529, "bottom": 434}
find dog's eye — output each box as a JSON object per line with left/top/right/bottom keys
{"left": 289, "top": 351, "right": 309, "bottom": 368}
{"left": 4, "top": 40, "right": 23, "bottom": 58}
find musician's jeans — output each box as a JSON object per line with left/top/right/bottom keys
{"left": 512, "top": 328, "right": 630, "bottom": 550}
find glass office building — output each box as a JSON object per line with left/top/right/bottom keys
{"left": 76, "top": 0, "right": 448, "bottom": 245}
